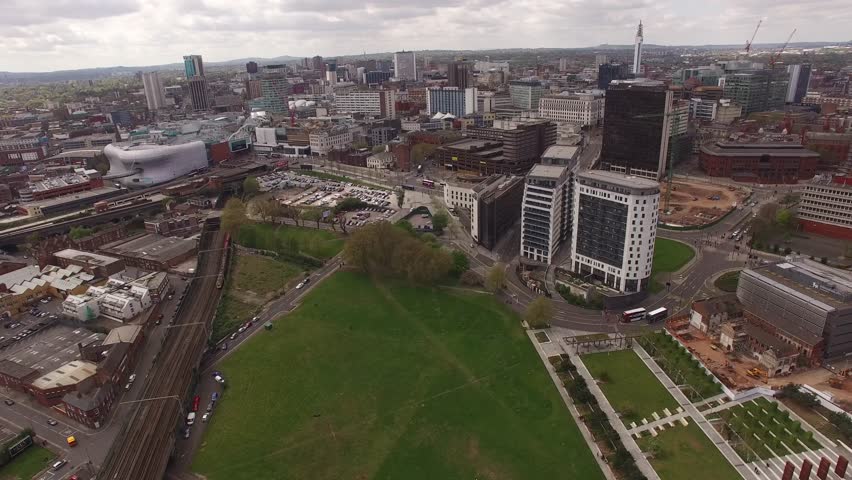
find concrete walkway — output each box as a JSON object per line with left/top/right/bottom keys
{"left": 633, "top": 343, "right": 758, "bottom": 480}
{"left": 527, "top": 332, "right": 616, "bottom": 480}
{"left": 627, "top": 411, "right": 691, "bottom": 435}
{"left": 568, "top": 345, "right": 661, "bottom": 480}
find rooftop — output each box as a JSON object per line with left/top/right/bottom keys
{"left": 576, "top": 170, "right": 661, "bottom": 190}
{"left": 101, "top": 234, "right": 196, "bottom": 263}
{"left": 54, "top": 249, "right": 122, "bottom": 267}
{"left": 527, "top": 164, "right": 569, "bottom": 180}
{"left": 746, "top": 257, "right": 852, "bottom": 309}
{"left": 702, "top": 142, "right": 821, "bottom": 158}
{"left": 0, "top": 359, "right": 38, "bottom": 380}
{"left": 22, "top": 187, "right": 120, "bottom": 209}
{"left": 31, "top": 360, "right": 98, "bottom": 390}
{"left": 103, "top": 325, "right": 143, "bottom": 346}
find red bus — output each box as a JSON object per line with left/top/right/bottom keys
{"left": 422, "top": 179, "right": 435, "bottom": 188}
{"left": 192, "top": 395, "right": 201, "bottom": 412}
{"left": 622, "top": 308, "right": 647, "bottom": 323}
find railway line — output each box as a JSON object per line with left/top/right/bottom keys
{"left": 96, "top": 222, "right": 227, "bottom": 480}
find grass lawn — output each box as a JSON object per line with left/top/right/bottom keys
{"left": 637, "top": 422, "right": 740, "bottom": 480}
{"left": 638, "top": 332, "right": 722, "bottom": 400}
{"left": 714, "top": 271, "right": 741, "bottom": 293}
{"left": 192, "top": 271, "right": 603, "bottom": 480}
{"left": 0, "top": 446, "right": 55, "bottom": 480}
{"left": 779, "top": 398, "right": 846, "bottom": 444}
{"left": 650, "top": 238, "right": 695, "bottom": 292}
{"left": 232, "top": 254, "right": 301, "bottom": 298}
{"left": 212, "top": 294, "right": 257, "bottom": 342}
{"left": 300, "top": 169, "right": 389, "bottom": 189}
{"left": 237, "top": 223, "right": 344, "bottom": 260}
{"left": 583, "top": 349, "right": 679, "bottom": 425}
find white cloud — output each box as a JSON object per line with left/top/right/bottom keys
{"left": 0, "top": 0, "right": 849, "bottom": 71}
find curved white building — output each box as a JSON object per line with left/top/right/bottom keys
{"left": 104, "top": 141, "right": 208, "bottom": 188}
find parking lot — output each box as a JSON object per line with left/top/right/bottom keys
{"left": 2, "top": 323, "right": 104, "bottom": 377}
{"left": 257, "top": 171, "right": 398, "bottom": 210}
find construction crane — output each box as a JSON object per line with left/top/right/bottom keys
{"left": 744, "top": 20, "right": 762, "bottom": 55}
{"left": 769, "top": 29, "right": 797, "bottom": 68}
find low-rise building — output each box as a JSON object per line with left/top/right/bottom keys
{"left": 366, "top": 151, "right": 395, "bottom": 169}
{"left": 62, "top": 274, "right": 160, "bottom": 322}
{"left": 0, "top": 265, "right": 93, "bottom": 315}
{"left": 99, "top": 234, "right": 197, "bottom": 271}
{"left": 688, "top": 294, "right": 742, "bottom": 333}
{"left": 798, "top": 174, "right": 852, "bottom": 240}
{"left": 699, "top": 141, "right": 820, "bottom": 184}
{"left": 144, "top": 213, "right": 203, "bottom": 237}
{"left": 52, "top": 249, "right": 125, "bottom": 278}
{"left": 19, "top": 169, "right": 104, "bottom": 202}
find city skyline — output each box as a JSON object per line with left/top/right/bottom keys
{"left": 1, "top": 0, "right": 851, "bottom": 72}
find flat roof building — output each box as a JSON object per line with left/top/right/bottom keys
{"left": 53, "top": 249, "right": 125, "bottom": 278}
{"left": 699, "top": 141, "right": 820, "bottom": 184}
{"left": 799, "top": 175, "right": 852, "bottom": 240}
{"left": 737, "top": 257, "right": 852, "bottom": 358}
{"left": 99, "top": 234, "right": 197, "bottom": 271}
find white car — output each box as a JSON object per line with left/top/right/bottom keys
{"left": 296, "top": 282, "right": 305, "bottom": 289}
{"left": 128, "top": 374, "right": 137, "bottom": 383}
{"left": 202, "top": 412, "right": 211, "bottom": 422}
{"left": 214, "top": 375, "right": 225, "bottom": 384}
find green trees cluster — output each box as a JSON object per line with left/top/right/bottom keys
{"left": 242, "top": 177, "right": 260, "bottom": 199}
{"left": 222, "top": 198, "right": 248, "bottom": 234}
{"left": 485, "top": 263, "right": 507, "bottom": 292}
{"left": 344, "top": 221, "right": 453, "bottom": 283}
{"left": 333, "top": 197, "right": 368, "bottom": 214}
{"left": 69, "top": 226, "right": 94, "bottom": 240}
{"left": 450, "top": 250, "right": 470, "bottom": 277}
{"left": 431, "top": 210, "right": 449, "bottom": 233}
{"left": 525, "top": 296, "right": 553, "bottom": 329}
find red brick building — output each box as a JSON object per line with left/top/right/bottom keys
{"left": 699, "top": 142, "right": 820, "bottom": 184}
{"left": 802, "top": 131, "right": 852, "bottom": 171}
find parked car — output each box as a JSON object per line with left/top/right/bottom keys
{"left": 183, "top": 428, "right": 191, "bottom": 439}
{"left": 47, "top": 418, "right": 59, "bottom": 426}
{"left": 51, "top": 459, "right": 67, "bottom": 471}
{"left": 221, "top": 342, "right": 228, "bottom": 351}
{"left": 129, "top": 374, "right": 137, "bottom": 383}
{"left": 186, "top": 412, "right": 196, "bottom": 425}
{"left": 4, "top": 399, "right": 14, "bottom": 406}
{"left": 296, "top": 282, "right": 305, "bottom": 289}
{"left": 124, "top": 383, "right": 132, "bottom": 391}
{"left": 202, "top": 412, "right": 211, "bottom": 422}
{"left": 229, "top": 332, "right": 238, "bottom": 340}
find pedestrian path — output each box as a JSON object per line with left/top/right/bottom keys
{"left": 627, "top": 410, "right": 690, "bottom": 435}
{"left": 633, "top": 343, "right": 758, "bottom": 480}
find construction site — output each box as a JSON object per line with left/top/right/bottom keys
{"left": 658, "top": 178, "right": 750, "bottom": 228}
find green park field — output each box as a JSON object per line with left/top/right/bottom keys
{"left": 638, "top": 422, "right": 741, "bottom": 480}
{"left": 193, "top": 272, "right": 603, "bottom": 480}
{"left": 583, "top": 349, "right": 679, "bottom": 425}
{"left": 0, "top": 446, "right": 55, "bottom": 480}
{"left": 236, "top": 223, "right": 344, "bottom": 260}
{"left": 650, "top": 238, "right": 696, "bottom": 292}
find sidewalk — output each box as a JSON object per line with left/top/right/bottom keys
{"left": 527, "top": 332, "right": 617, "bottom": 480}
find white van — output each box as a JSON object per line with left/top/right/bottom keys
{"left": 186, "top": 412, "right": 196, "bottom": 425}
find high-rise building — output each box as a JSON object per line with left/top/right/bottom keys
{"left": 558, "top": 58, "right": 569, "bottom": 72}
{"left": 595, "top": 55, "right": 609, "bottom": 67}
{"left": 520, "top": 162, "right": 572, "bottom": 264}
{"left": 600, "top": 79, "right": 673, "bottom": 180}
{"left": 246, "top": 61, "right": 258, "bottom": 74}
{"left": 188, "top": 77, "right": 210, "bottom": 111}
{"left": 448, "top": 61, "right": 473, "bottom": 89}
{"left": 571, "top": 170, "right": 660, "bottom": 293}
{"left": 538, "top": 91, "right": 605, "bottom": 127}
{"left": 426, "top": 87, "right": 477, "bottom": 118}
{"left": 597, "top": 63, "right": 630, "bottom": 90}
{"left": 141, "top": 71, "right": 165, "bottom": 111}
{"left": 393, "top": 51, "right": 417, "bottom": 81}
{"left": 443, "top": 175, "right": 524, "bottom": 249}
{"left": 509, "top": 80, "right": 543, "bottom": 110}
{"left": 632, "top": 21, "right": 644, "bottom": 75}
{"left": 251, "top": 65, "right": 290, "bottom": 113}
{"left": 365, "top": 71, "right": 393, "bottom": 86}
{"left": 325, "top": 60, "right": 338, "bottom": 84}
{"left": 183, "top": 55, "right": 204, "bottom": 79}
{"left": 723, "top": 70, "right": 788, "bottom": 115}
{"left": 311, "top": 56, "right": 324, "bottom": 71}
{"left": 334, "top": 90, "right": 397, "bottom": 118}
{"left": 786, "top": 64, "right": 812, "bottom": 104}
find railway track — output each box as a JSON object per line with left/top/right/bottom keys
{"left": 97, "top": 226, "right": 226, "bottom": 480}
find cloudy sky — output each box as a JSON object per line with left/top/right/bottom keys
{"left": 1, "top": 0, "right": 850, "bottom": 72}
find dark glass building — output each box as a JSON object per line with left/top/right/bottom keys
{"left": 448, "top": 61, "right": 473, "bottom": 89}
{"left": 597, "top": 63, "right": 630, "bottom": 90}
{"left": 600, "top": 80, "right": 672, "bottom": 179}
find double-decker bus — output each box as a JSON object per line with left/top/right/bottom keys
{"left": 646, "top": 307, "right": 668, "bottom": 323}
{"left": 422, "top": 179, "right": 435, "bottom": 188}
{"left": 621, "top": 308, "right": 647, "bottom": 323}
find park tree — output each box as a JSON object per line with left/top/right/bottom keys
{"left": 333, "top": 197, "right": 367, "bottom": 214}
{"left": 431, "top": 210, "right": 449, "bottom": 233}
{"left": 397, "top": 220, "right": 415, "bottom": 235}
{"left": 775, "top": 208, "right": 795, "bottom": 230}
{"left": 301, "top": 208, "right": 323, "bottom": 228}
{"left": 411, "top": 143, "right": 438, "bottom": 165}
{"left": 242, "top": 176, "right": 260, "bottom": 199}
{"left": 451, "top": 250, "right": 470, "bottom": 277}
{"left": 485, "top": 263, "right": 507, "bottom": 292}
{"left": 251, "top": 199, "right": 281, "bottom": 223}
{"left": 525, "top": 296, "right": 553, "bottom": 329}
{"left": 222, "top": 198, "right": 248, "bottom": 234}
{"left": 396, "top": 187, "right": 405, "bottom": 208}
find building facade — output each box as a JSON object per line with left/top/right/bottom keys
{"left": 393, "top": 51, "right": 417, "bottom": 81}
{"left": 737, "top": 258, "right": 852, "bottom": 358}
{"left": 426, "top": 87, "right": 477, "bottom": 118}
{"left": 699, "top": 142, "right": 820, "bottom": 183}
{"left": 448, "top": 61, "right": 473, "bottom": 89}
{"left": 786, "top": 64, "right": 812, "bottom": 104}
{"left": 188, "top": 77, "right": 210, "bottom": 111}
{"left": 334, "top": 90, "right": 397, "bottom": 118}
{"left": 142, "top": 71, "right": 165, "bottom": 111}
{"left": 538, "top": 92, "right": 605, "bottom": 127}
{"left": 571, "top": 171, "right": 659, "bottom": 293}
{"left": 600, "top": 80, "right": 673, "bottom": 180}
{"left": 598, "top": 63, "right": 629, "bottom": 90}
{"left": 520, "top": 164, "right": 572, "bottom": 264}
{"left": 723, "top": 70, "right": 788, "bottom": 115}
{"left": 509, "top": 80, "right": 543, "bottom": 110}
{"left": 798, "top": 175, "right": 852, "bottom": 240}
